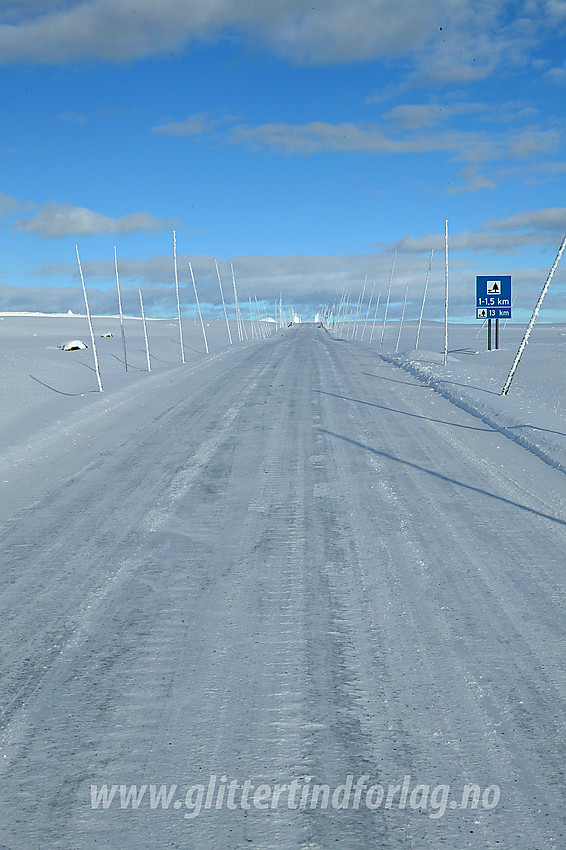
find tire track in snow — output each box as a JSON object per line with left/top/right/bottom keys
{"left": 315, "top": 331, "right": 566, "bottom": 848}
{"left": 2, "top": 326, "right": 566, "bottom": 849}
{"left": 0, "top": 343, "right": 275, "bottom": 756}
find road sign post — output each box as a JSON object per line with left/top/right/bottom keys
{"left": 476, "top": 275, "right": 511, "bottom": 350}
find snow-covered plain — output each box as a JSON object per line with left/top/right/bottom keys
{"left": 1, "top": 313, "right": 566, "bottom": 848}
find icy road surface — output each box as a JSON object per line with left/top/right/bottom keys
{"left": 1, "top": 323, "right": 566, "bottom": 849}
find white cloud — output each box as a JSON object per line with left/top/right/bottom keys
{"left": 250, "top": 0, "right": 448, "bottom": 66}
{"left": 12, "top": 202, "right": 170, "bottom": 237}
{"left": 0, "top": 0, "right": 559, "bottom": 84}
{"left": 488, "top": 207, "right": 566, "bottom": 232}
{"left": 390, "top": 230, "right": 556, "bottom": 255}
{"left": 384, "top": 100, "right": 537, "bottom": 132}
{"left": 152, "top": 113, "right": 218, "bottom": 137}
{"left": 536, "top": 161, "right": 566, "bottom": 175}
{"left": 33, "top": 250, "right": 438, "bottom": 309}
{"left": 384, "top": 103, "right": 457, "bottom": 130}
{"left": 0, "top": 0, "right": 219, "bottom": 63}
{"left": 543, "top": 67, "right": 566, "bottom": 85}
{"left": 546, "top": 0, "right": 566, "bottom": 24}
{"left": 56, "top": 107, "right": 124, "bottom": 123}
{"left": 0, "top": 1, "right": 452, "bottom": 64}
{"left": 508, "top": 127, "right": 560, "bottom": 158}
{"left": 233, "top": 121, "right": 399, "bottom": 155}
{"left": 447, "top": 166, "right": 497, "bottom": 194}
{"left": 56, "top": 110, "right": 88, "bottom": 124}
{"left": 231, "top": 120, "right": 472, "bottom": 157}
{"left": 6, "top": 207, "right": 566, "bottom": 318}
{"left": 230, "top": 119, "right": 559, "bottom": 167}
{"left": 0, "top": 190, "right": 21, "bottom": 216}
{"left": 388, "top": 206, "right": 566, "bottom": 254}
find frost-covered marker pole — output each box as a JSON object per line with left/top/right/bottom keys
{"left": 395, "top": 283, "right": 409, "bottom": 352}
{"left": 189, "top": 262, "right": 209, "bottom": 355}
{"left": 232, "top": 264, "right": 247, "bottom": 341}
{"left": 501, "top": 233, "right": 566, "bottom": 396}
{"left": 114, "top": 246, "right": 128, "bottom": 372}
{"left": 443, "top": 219, "right": 449, "bottom": 366}
{"left": 360, "top": 279, "right": 376, "bottom": 341}
{"left": 368, "top": 291, "right": 382, "bottom": 343}
{"left": 333, "top": 293, "right": 344, "bottom": 330}
{"left": 75, "top": 244, "right": 103, "bottom": 392}
{"left": 342, "top": 293, "right": 352, "bottom": 334}
{"left": 349, "top": 290, "right": 361, "bottom": 339}
{"left": 254, "top": 295, "right": 265, "bottom": 338}
{"left": 172, "top": 231, "right": 185, "bottom": 364}
{"left": 215, "top": 259, "right": 232, "bottom": 345}
{"left": 248, "top": 296, "right": 256, "bottom": 339}
{"left": 475, "top": 316, "right": 488, "bottom": 339}
{"left": 504, "top": 295, "right": 516, "bottom": 330}
{"left": 335, "top": 291, "right": 346, "bottom": 332}
{"left": 138, "top": 289, "right": 151, "bottom": 372}
{"left": 338, "top": 289, "right": 350, "bottom": 336}
{"left": 415, "top": 248, "right": 433, "bottom": 351}
{"left": 342, "top": 291, "right": 351, "bottom": 333}
{"left": 353, "top": 281, "right": 366, "bottom": 339}
{"left": 380, "top": 250, "right": 396, "bottom": 347}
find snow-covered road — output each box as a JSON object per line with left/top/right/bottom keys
{"left": 2, "top": 324, "right": 566, "bottom": 848}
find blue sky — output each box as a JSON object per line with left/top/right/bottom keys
{"left": 1, "top": 0, "right": 566, "bottom": 321}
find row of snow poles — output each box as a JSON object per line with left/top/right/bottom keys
{"left": 322, "top": 230, "right": 566, "bottom": 397}
{"left": 172, "top": 231, "right": 275, "bottom": 353}
{"left": 274, "top": 295, "right": 299, "bottom": 329}
{"left": 75, "top": 236, "right": 278, "bottom": 392}
{"left": 321, "top": 220, "right": 449, "bottom": 360}
{"left": 321, "top": 247, "right": 435, "bottom": 353}
{"left": 477, "top": 232, "right": 566, "bottom": 394}
{"left": 75, "top": 243, "right": 153, "bottom": 392}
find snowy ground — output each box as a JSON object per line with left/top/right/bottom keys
{"left": 382, "top": 319, "right": 566, "bottom": 476}
{"left": 1, "top": 314, "right": 566, "bottom": 849}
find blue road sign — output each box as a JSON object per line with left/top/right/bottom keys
{"left": 476, "top": 275, "right": 512, "bottom": 319}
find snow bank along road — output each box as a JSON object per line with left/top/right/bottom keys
{"left": 1, "top": 324, "right": 566, "bottom": 849}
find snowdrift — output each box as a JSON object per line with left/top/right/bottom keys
{"left": 59, "top": 339, "right": 88, "bottom": 351}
